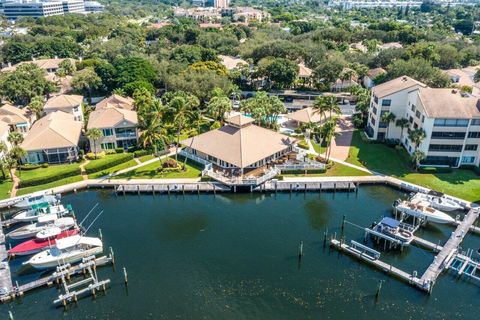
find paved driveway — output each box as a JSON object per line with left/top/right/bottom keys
{"left": 330, "top": 116, "right": 354, "bottom": 161}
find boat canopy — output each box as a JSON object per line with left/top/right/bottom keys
{"left": 31, "top": 202, "right": 50, "bottom": 210}
{"left": 55, "top": 235, "right": 102, "bottom": 250}
{"left": 427, "top": 190, "right": 444, "bottom": 197}
{"left": 380, "top": 217, "right": 400, "bottom": 228}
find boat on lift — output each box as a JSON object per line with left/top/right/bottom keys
{"left": 6, "top": 214, "right": 76, "bottom": 240}
{"left": 410, "top": 191, "right": 463, "bottom": 212}
{"left": 8, "top": 229, "right": 80, "bottom": 256}
{"left": 14, "top": 193, "right": 59, "bottom": 209}
{"left": 12, "top": 203, "right": 72, "bottom": 223}
{"left": 393, "top": 199, "right": 455, "bottom": 224}
{"left": 372, "top": 217, "right": 414, "bottom": 245}
{"left": 25, "top": 235, "right": 103, "bottom": 270}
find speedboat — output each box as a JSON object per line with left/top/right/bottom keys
{"left": 25, "top": 235, "right": 103, "bottom": 270}
{"left": 8, "top": 229, "right": 80, "bottom": 256}
{"left": 14, "top": 193, "right": 59, "bottom": 209}
{"left": 12, "top": 203, "right": 71, "bottom": 223}
{"left": 393, "top": 199, "right": 455, "bottom": 224}
{"left": 6, "top": 215, "right": 76, "bottom": 240}
{"left": 409, "top": 191, "right": 463, "bottom": 212}
{"left": 372, "top": 217, "right": 413, "bottom": 245}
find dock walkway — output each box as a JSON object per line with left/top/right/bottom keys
{"left": 0, "top": 213, "right": 12, "bottom": 299}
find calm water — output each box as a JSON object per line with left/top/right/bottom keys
{"left": 1, "top": 186, "right": 479, "bottom": 319}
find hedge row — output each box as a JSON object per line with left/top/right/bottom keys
{"left": 19, "top": 167, "right": 81, "bottom": 187}
{"left": 280, "top": 168, "right": 326, "bottom": 175}
{"left": 19, "top": 163, "right": 49, "bottom": 171}
{"left": 85, "top": 153, "right": 134, "bottom": 174}
{"left": 418, "top": 167, "right": 453, "bottom": 174}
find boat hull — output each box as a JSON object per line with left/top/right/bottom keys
{"left": 396, "top": 206, "right": 454, "bottom": 224}
{"left": 29, "top": 247, "right": 103, "bottom": 270}
{"left": 8, "top": 229, "right": 79, "bottom": 256}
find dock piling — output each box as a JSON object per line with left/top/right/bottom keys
{"left": 341, "top": 215, "right": 346, "bottom": 232}
{"left": 98, "top": 228, "right": 103, "bottom": 241}
{"left": 375, "top": 280, "right": 383, "bottom": 298}
{"left": 8, "top": 311, "right": 13, "bottom": 320}
{"left": 123, "top": 267, "right": 128, "bottom": 285}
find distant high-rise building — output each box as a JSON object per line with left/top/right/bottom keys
{"left": 214, "top": 0, "right": 228, "bottom": 8}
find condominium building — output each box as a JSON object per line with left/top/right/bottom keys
{"left": 83, "top": 0, "right": 103, "bottom": 12}
{"left": 3, "top": 0, "right": 85, "bottom": 19}
{"left": 62, "top": 0, "right": 84, "bottom": 13}
{"left": 366, "top": 76, "right": 480, "bottom": 168}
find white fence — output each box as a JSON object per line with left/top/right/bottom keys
{"left": 179, "top": 149, "right": 211, "bottom": 167}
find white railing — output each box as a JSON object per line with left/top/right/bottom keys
{"left": 276, "top": 162, "right": 325, "bottom": 171}
{"left": 204, "top": 167, "right": 280, "bottom": 186}
{"left": 179, "top": 149, "right": 211, "bottom": 167}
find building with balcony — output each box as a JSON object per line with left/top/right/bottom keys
{"left": 21, "top": 111, "right": 82, "bottom": 164}
{"left": 44, "top": 94, "right": 84, "bottom": 122}
{"left": 87, "top": 105, "right": 139, "bottom": 152}
{"left": 366, "top": 76, "right": 480, "bottom": 168}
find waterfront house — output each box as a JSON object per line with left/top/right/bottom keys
{"left": 21, "top": 111, "right": 82, "bottom": 164}
{"left": 0, "top": 103, "right": 34, "bottom": 134}
{"left": 366, "top": 76, "right": 480, "bottom": 167}
{"left": 44, "top": 94, "right": 84, "bottom": 122}
{"left": 87, "top": 105, "right": 139, "bottom": 152}
{"left": 95, "top": 94, "right": 135, "bottom": 111}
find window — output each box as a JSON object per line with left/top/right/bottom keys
{"left": 415, "top": 111, "right": 421, "bottom": 118}
{"left": 411, "top": 104, "right": 416, "bottom": 112}
{"left": 373, "top": 95, "right": 378, "bottom": 104}
{"left": 428, "top": 144, "right": 463, "bottom": 152}
{"left": 423, "top": 156, "right": 459, "bottom": 167}
{"left": 371, "top": 117, "right": 376, "bottom": 126}
{"left": 101, "top": 143, "right": 115, "bottom": 150}
{"left": 421, "top": 115, "right": 425, "bottom": 123}
{"left": 372, "top": 106, "right": 378, "bottom": 115}
{"left": 73, "top": 106, "right": 79, "bottom": 112}
{"left": 381, "top": 99, "right": 391, "bottom": 107}
{"left": 434, "top": 119, "right": 469, "bottom": 127}
{"left": 431, "top": 132, "right": 466, "bottom": 140}
{"left": 468, "top": 132, "right": 480, "bottom": 138}
{"left": 414, "top": 123, "right": 418, "bottom": 129}
{"left": 464, "top": 144, "right": 478, "bottom": 151}
{"left": 102, "top": 128, "right": 113, "bottom": 136}
{"left": 471, "top": 119, "right": 480, "bottom": 126}
{"left": 461, "top": 156, "right": 475, "bottom": 164}
{"left": 409, "top": 116, "right": 413, "bottom": 124}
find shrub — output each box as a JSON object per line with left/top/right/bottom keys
{"left": 297, "top": 140, "right": 309, "bottom": 150}
{"left": 418, "top": 167, "right": 452, "bottom": 174}
{"left": 85, "top": 151, "right": 106, "bottom": 160}
{"left": 41, "top": 163, "right": 49, "bottom": 168}
{"left": 115, "top": 148, "right": 124, "bottom": 154}
{"left": 105, "top": 150, "right": 117, "bottom": 155}
{"left": 280, "top": 168, "right": 326, "bottom": 175}
{"left": 162, "top": 158, "right": 178, "bottom": 168}
{"left": 19, "top": 164, "right": 42, "bottom": 170}
{"left": 133, "top": 149, "right": 151, "bottom": 158}
{"left": 19, "top": 166, "right": 81, "bottom": 187}
{"left": 275, "top": 175, "right": 284, "bottom": 180}
{"left": 85, "top": 153, "right": 134, "bottom": 174}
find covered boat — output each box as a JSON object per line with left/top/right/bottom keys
{"left": 372, "top": 217, "right": 413, "bottom": 245}
{"left": 393, "top": 199, "right": 455, "bottom": 224}
{"left": 13, "top": 203, "right": 72, "bottom": 223}
{"left": 25, "top": 235, "right": 103, "bottom": 270}
{"left": 14, "top": 193, "right": 59, "bottom": 209}
{"left": 8, "top": 229, "right": 80, "bottom": 256}
{"left": 410, "top": 191, "right": 463, "bottom": 212}
{"left": 6, "top": 215, "right": 76, "bottom": 240}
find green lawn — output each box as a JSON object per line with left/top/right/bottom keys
{"left": 0, "top": 178, "right": 13, "bottom": 199}
{"left": 17, "top": 163, "right": 81, "bottom": 181}
{"left": 283, "top": 162, "right": 371, "bottom": 178}
{"left": 114, "top": 157, "right": 202, "bottom": 179}
{"left": 312, "top": 141, "right": 327, "bottom": 155}
{"left": 346, "top": 130, "right": 480, "bottom": 202}
{"left": 17, "top": 175, "right": 83, "bottom": 196}
{"left": 89, "top": 159, "right": 138, "bottom": 179}
{"left": 84, "top": 153, "right": 133, "bottom": 170}
{"left": 138, "top": 154, "right": 155, "bottom": 163}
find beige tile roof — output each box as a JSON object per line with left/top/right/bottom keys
{"left": 285, "top": 107, "right": 322, "bottom": 124}
{"left": 87, "top": 107, "right": 138, "bottom": 129}
{"left": 372, "top": 76, "right": 426, "bottom": 98}
{"left": 0, "top": 121, "right": 10, "bottom": 137}
{"left": 95, "top": 94, "right": 135, "bottom": 111}
{"left": 367, "top": 67, "right": 386, "bottom": 78}
{"left": 2, "top": 58, "right": 75, "bottom": 72}
{"left": 298, "top": 63, "right": 313, "bottom": 78}
{"left": 225, "top": 114, "right": 254, "bottom": 127}
{"left": 0, "top": 103, "right": 30, "bottom": 124}
{"left": 219, "top": 55, "right": 248, "bottom": 70}
{"left": 416, "top": 87, "right": 480, "bottom": 119}
{"left": 181, "top": 123, "right": 296, "bottom": 168}
{"left": 21, "top": 111, "right": 82, "bottom": 151}
{"left": 44, "top": 94, "right": 83, "bottom": 110}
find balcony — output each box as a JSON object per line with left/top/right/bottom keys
{"left": 115, "top": 131, "right": 137, "bottom": 139}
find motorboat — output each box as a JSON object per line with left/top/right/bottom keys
{"left": 393, "top": 199, "right": 455, "bottom": 224}
{"left": 12, "top": 203, "right": 72, "bottom": 223}
{"left": 410, "top": 191, "right": 463, "bottom": 212}
{"left": 8, "top": 229, "right": 80, "bottom": 256}
{"left": 372, "top": 217, "right": 414, "bottom": 245}
{"left": 25, "top": 235, "right": 103, "bottom": 270}
{"left": 14, "top": 193, "right": 59, "bottom": 209}
{"left": 6, "top": 215, "right": 76, "bottom": 240}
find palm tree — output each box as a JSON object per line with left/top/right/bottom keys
{"left": 28, "top": 96, "right": 45, "bottom": 119}
{"left": 86, "top": 128, "right": 102, "bottom": 159}
{"left": 8, "top": 146, "right": 26, "bottom": 178}
{"left": 395, "top": 118, "right": 409, "bottom": 144}
{"left": 0, "top": 142, "right": 7, "bottom": 179}
{"left": 8, "top": 132, "right": 24, "bottom": 147}
{"left": 411, "top": 149, "right": 426, "bottom": 171}
{"left": 380, "top": 112, "right": 396, "bottom": 140}
{"left": 408, "top": 128, "right": 426, "bottom": 151}
{"left": 3, "top": 154, "right": 17, "bottom": 181}
{"left": 139, "top": 116, "right": 170, "bottom": 164}
{"left": 207, "top": 96, "right": 232, "bottom": 123}
{"left": 321, "top": 120, "right": 336, "bottom": 163}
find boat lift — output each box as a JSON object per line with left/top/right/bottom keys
{"left": 446, "top": 249, "right": 480, "bottom": 284}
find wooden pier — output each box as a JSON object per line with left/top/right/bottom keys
{"left": 263, "top": 181, "right": 357, "bottom": 192}
{"left": 114, "top": 182, "right": 231, "bottom": 195}
{"left": 0, "top": 213, "right": 13, "bottom": 301}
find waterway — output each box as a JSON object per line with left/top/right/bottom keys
{"left": 1, "top": 185, "right": 478, "bottom": 319}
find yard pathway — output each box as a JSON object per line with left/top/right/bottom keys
{"left": 9, "top": 169, "right": 20, "bottom": 197}
{"left": 134, "top": 158, "right": 141, "bottom": 165}
{"left": 329, "top": 115, "right": 354, "bottom": 161}
{"left": 79, "top": 160, "right": 90, "bottom": 181}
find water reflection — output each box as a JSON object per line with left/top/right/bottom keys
{"left": 158, "top": 215, "right": 208, "bottom": 241}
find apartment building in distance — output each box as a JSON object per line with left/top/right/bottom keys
{"left": 3, "top": 0, "right": 84, "bottom": 19}
{"left": 366, "top": 76, "right": 480, "bottom": 168}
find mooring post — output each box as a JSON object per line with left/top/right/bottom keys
{"left": 319, "top": 183, "right": 322, "bottom": 197}
{"left": 375, "top": 280, "right": 383, "bottom": 298}
{"left": 197, "top": 184, "right": 200, "bottom": 195}
{"left": 122, "top": 186, "right": 125, "bottom": 197}
{"left": 123, "top": 267, "right": 128, "bottom": 285}
{"left": 152, "top": 185, "right": 155, "bottom": 196}
{"left": 275, "top": 181, "right": 278, "bottom": 194}
{"left": 341, "top": 215, "right": 346, "bottom": 231}
{"left": 137, "top": 185, "right": 140, "bottom": 196}
{"left": 98, "top": 228, "right": 103, "bottom": 241}
{"left": 290, "top": 184, "right": 292, "bottom": 194}
{"left": 9, "top": 311, "right": 14, "bottom": 320}
{"left": 299, "top": 241, "right": 304, "bottom": 257}
{"left": 182, "top": 184, "right": 185, "bottom": 195}
{"left": 167, "top": 185, "right": 170, "bottom": 196}
{"left": 334, "top": 182, "right": 336, "bottom": 193}
{"left": 213, "top": 184, "right": 216, "bottom": 196}
{"left": 323, "top": 227, "right": 328, "bottom": 247}
{"left": 110, "top": 246, "right": 115, "bottom": 265}
{"left": 304, "top": 183, "right": 307, "bottom": 194}
{"left": 234, "top": 186, "right": 237, "bottom": 193}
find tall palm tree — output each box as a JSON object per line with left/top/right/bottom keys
{"left": 395, "top": 118, "right": 409, "bottom": 144}
{"left": 207, "top": 96, "right": 232, "bottom": 123}
{"left": 321, "top": 120, "right": 336, "bottom": 163}
{"left": 8, "top": 132, "right": 24, "bottom": 147}
{"left": 0, "top": 142, "right": 7, "bottom": 179}
{"left": 28, "top": 96, "right": 45, "bottom": 119}
{"left": 408, "top": 128, "right": 426, "bottom": 151}
{"left": 139, "top": 116, "right": 170, "bottom": 164}
{"left": 380, "top": 112, "right": 396, "bottom": 140}
{"left": 411, "top": 149, "right": 426, "bottom": 171}
{"left": 86, "top": 128, "right": 102, "bottom": 159}
{"left": 8, "top": 146, "right": 26, "bottom": 178}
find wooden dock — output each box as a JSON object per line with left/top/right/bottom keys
{"left": 412, "top": 236, "right": 443, "bottom": 252}
{"left": 263, "top": 181, "right": 357, "bottom": 192}
{"left": 418, "top": 208, "right": 480, "bottom": 292}
{"left": 0, "top": 213, "right": 13, "bottom": 301}
{"left": 114, "top": 182, "right": 231, "bottom": 195}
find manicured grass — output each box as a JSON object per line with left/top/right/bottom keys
{"left": 17, "top": 175, "right": 83, "bottom": 196}
{"left": 283, "top": 162, "right": 371, "bottom": 177}
{"left": 114, "top": 157, "right": 202, "bottom": 179}
{"left": 89, "top": 159, "right": 138, "bottom": 179}
{"left": 138, "top": 154, "right": 155, "bottom": 163}
{"left": 346, "top": 130, "right": 480, "bottom": 202}
{"left": 84, "top": 153, "right": 133, "bottom": 171}
{"left": 312, "top": 142, "right": 327, "bottom": 155}
{"left": 0, "top": 178, "right": 13, "bottom": 199}
{"left": 17, "top": 163, "right": 81, "bottom": 181}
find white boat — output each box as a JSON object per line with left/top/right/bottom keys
{"left": 393, "top": 199, "right": 455, "bottom": 224}
{"left": 13, "top": 203, "right": 71, "bottom": 223}
{"left": 6, "top": 215, "right": 76, "bottom": 240}
{"left": 410, "top": 192, "right": 463, "bottom": 212}
{"left": 25, "top": 235, "right": 103, "bottom": 270}
{"left": 372, "top": 217, "right": 413, "bottom": 245}
{"left": 14, "top": 193, "right": 59, "bottom": 209}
